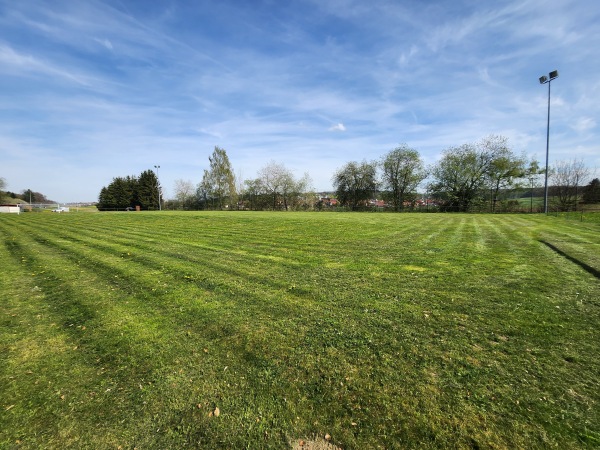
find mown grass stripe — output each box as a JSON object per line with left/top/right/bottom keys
{"left": 1, "top": 212, "right": 598, "bottom": 449}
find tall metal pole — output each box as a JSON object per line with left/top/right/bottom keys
{"left": 543, "top": 79, "right": 551, "bottom": 214}
{"left": 154, "top": 165, "right": 162, "bottom": 211}
{"left": 539, "top": 70, "right": 558, "bottom": 214}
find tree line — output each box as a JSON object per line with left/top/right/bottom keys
{"left": 0, "top": 178, "right": 56, "bottom": 205}
{"left": 331, "top": 136, "right": 597, "bottom": 212}
{"left": 95, "top": 135, "right": 599, "bottom": 212}
{"left": 189, "top": 147, "right": 313, "bottom": 211}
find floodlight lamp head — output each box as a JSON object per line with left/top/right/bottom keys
{"left": 549, "top": 70, "right": 559, "bottom": 80}
{"left": 539, "top": 75, "right": 548, "bottom": 84}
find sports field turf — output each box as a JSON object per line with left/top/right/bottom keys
{"left": 1, "top": 212, "right": 598, "bottom": 449}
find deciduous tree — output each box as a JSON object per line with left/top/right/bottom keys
{"left": 550, "top": 159, "right": 590, "bottom": 210}
{"left": 242, "top": 178, "right": 265, "bottom": 210}
{"left": 201, "top": 146, "right": 237, "bottom": 210}
{"left": 483, "top": 136, "right": 527, "bottom": 212}
{"left": 332, "top": 160, "right": 378, "bottom": 210}
{"left": 429, "top": 135, "right": 524, "bottom": 212}
{"left": 258, "top": 161, "right": 286, "bottom": 210}
{"left": 428, "top": 144, "right": 488, "bottom": 212}
{"left": 256, "top": 161, "right": 311, "bottom": 210}
{"left": 381, "top": 145, "right": 427, "bottom": 211}
{"left": 21, "top": 189, "right": 53, "bottom": 204}
{"left": 173, "top": 179, "right": 195, "bottom": 210}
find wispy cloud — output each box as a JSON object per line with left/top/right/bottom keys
{"left": 0, "top": 43, "right": 90, "bottom": 85}
{"left": 570, "top": 117, "right": 596, "bottom": 133}
{"left": 94, "top": 38, "right": 113, "bottom": 51}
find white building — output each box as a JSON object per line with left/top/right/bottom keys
{"left": 0, "top": 204, "right": 21, "bottom": 214}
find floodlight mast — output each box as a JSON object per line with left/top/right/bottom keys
{"left": 539, "top": 70, "right": 559, "bottom": 214}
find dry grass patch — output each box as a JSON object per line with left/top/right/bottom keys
{"left": 290, "top": 435, "right": 343, "bottom": 450}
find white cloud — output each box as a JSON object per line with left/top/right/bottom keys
{"left": 329, "top": 123, "right": 346, "bottom": 132}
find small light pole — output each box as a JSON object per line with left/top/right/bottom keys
{"left": 153, "top": 165, "right": 162, "bottom": 211}
{"left": 529, "top": 175, "right": 534, "bottom": 213}
{"left": 539, "top": 69, "right": 559, "bottom": 214}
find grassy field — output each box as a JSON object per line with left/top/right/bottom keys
{"left": 1, "top": 212, "right": 598, "bottom": 449}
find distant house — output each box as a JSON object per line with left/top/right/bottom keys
{"left": 0, "top": 204, "right": 21, "bottom": 214}
{"left": 368, "top": 199, "right": 386, "bottom": 208}
{"left": 319, "top": 197, "right": 338, "bottom": 207}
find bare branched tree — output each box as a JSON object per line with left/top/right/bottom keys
{"left": 550, "top": 159, "right": 590, "bottom": 211}
{"left": 173, "top": 179, "right": 195, "bottom": 210}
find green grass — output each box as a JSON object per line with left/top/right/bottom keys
{"left": 1, "top": 212, "right": 599, "bottom": 449}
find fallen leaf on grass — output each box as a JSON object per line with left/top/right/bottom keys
{"left": 5, "top": 405, "right": 15, "bottom": 411}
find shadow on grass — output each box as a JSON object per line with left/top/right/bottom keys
{"left": 5, "top": 237, "right": 99, "bottom": 328}
{"left": 540, "top": 240, "right": 600, "bottom": 279}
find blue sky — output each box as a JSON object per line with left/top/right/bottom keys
{"left": 1, "top": 0, "right": 598, "bottom": 202}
